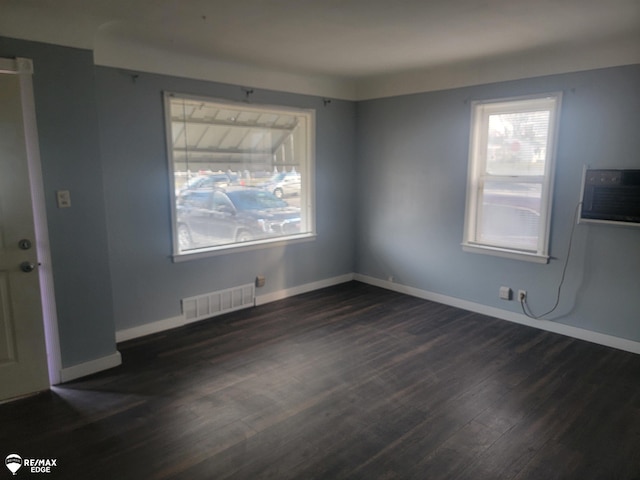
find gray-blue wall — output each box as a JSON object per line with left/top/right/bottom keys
{"left": 94, "top": 67, "right": 357, "bottom": 330}
{"left": 0, "top": 37, "right": 117, "bottom": 367}
{"left": 2, "top": 34, "right": 639, "bottom": 372}
{"left": 355, "top": 65, "right": 640, "bottom": 341}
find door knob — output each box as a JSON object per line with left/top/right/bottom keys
{"left": 20, "top": 261, "right": 36, "bottom": 273}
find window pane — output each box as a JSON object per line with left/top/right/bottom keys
{"left": 486, "top": 110, "right": 550, "bottom": 176}
{"left": 167, "top": 96, "right": 312, "bottom": 254}
{"left": 478, "top": 181, "right": 542, "bottom": 251}
{"left": 464, "top": 93, "right": 560, "bottom": 260}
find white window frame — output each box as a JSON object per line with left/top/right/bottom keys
{"left": 462, "top": 93, "right": 562, "bottom": 264}
{"left": 164, "top": 93, "right": 316, "bottom": 261}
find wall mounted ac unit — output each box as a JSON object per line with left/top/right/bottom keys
{"left": 579, "top": 168, "right": 640, "bottom": 226}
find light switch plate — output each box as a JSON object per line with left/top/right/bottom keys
{"left": 56, "top": 190, "right": 71, "bottom": 208}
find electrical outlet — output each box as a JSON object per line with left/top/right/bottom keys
{"left": 518, "top": 290, "right": 527, "bottom": 302}
{"left": 499, "top": 286, "right": 512, "bottom": 300}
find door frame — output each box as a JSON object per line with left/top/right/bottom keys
{"left": 1, "top": 57, "right": 62, "bottom": 386}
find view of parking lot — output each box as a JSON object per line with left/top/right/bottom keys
{"left": 166, "top": 94, "right": 312, "bottom": 252}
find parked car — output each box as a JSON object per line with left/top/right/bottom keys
{"left": 178, "top": 173, "right": 231, "bottom": 195}
{"left": 176, "top": 187, "right": 301, "bottom": 250}
{"left": 259, "top": 172, "right": 301, "bottom": 198}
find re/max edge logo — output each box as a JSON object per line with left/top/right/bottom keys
{"left": 5, "top": 454, "right": 58, "bottom": 475}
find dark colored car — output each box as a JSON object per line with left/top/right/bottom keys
{"left": 176, "top": 187, "right": 301, "bottom": 250}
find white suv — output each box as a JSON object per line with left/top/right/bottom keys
{"left": 264, "top": 172, "right": 301, "bottom": 198}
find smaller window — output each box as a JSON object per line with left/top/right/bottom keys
{"left": 463, "top": 93, "right": 562, "bottom": 263}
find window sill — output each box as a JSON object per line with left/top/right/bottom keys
{"left": 172, "top": 233, "right": 317, "bottom": 262}
{"left": 462, "top": 243, "right": 549, "bottom": 264}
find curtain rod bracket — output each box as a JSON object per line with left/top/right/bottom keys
{"left": 241, "top": 87, "right": 254, "bottom": 101}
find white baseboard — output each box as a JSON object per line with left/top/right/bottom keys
{"left": 113, "top": 272, "right": 639, "bottom": 356}
{"left": 355, "top": 274, "right": 640, "bottom": 355}
{"left": 116, "top": 315, "right": 185, "bottom": 343}
{"left": 115, "top": 274, "right": 355, "bottom": 343}
{"left": 59, "top": 351, "right": 122, "bottom": 384}
{"left": 255, "top": 273, "right": 355, "bottom": 306}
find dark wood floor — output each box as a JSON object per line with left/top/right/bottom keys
{"left": 2, "top": 281, "right": 640, "bottom": 479}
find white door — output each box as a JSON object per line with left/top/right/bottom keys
{"left": 0, "top": 61, "right": 50, "bottom": 400}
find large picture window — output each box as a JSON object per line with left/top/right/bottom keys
{"left": 463, "top": 93, "right": 562, "bottom": 263}
{"left": 165, "top": 93, "right": 315, "bottom": 257}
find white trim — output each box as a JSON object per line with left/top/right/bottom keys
{"left": 1, "top": 56, "right": 63, "bottom": 386}
{"left": 462, "top": 243, "right": 550, "bottom": 264}
{"left": 354, "top": 274, "right": 640, "bottom": 355}
{"left": 94, "top": 28, "right": 640, "bottom": 101}
{"left": 115, "top": 274, "right": 354, "bottom": 343}
{"left": 1, "top": 8, "right": 638, "bottom": 101}
{"left": 165, "top": 93, "right": 316, "bottom": 259}
{"left": 354, "top": 34, "right": 640, "bottom": 100}
{"left": 463, "top": 92, "right": 562, "bottom": 262}
{"left": 115, "top": 272, "right": 640, "bottom": 357}
{"left": 95, "top": 41, "right": 357, "bottom": 100}
{"left": 255, "top": 273, "right": 355, "bottom": 306}
{"left": 0, "top": 58, "right": 16, "bottom": 73}
{"left": 172, "top": 234, "right": 317, "bottom": 262}
{"left": 116, "top": 315, "right": 185, "bottom": 343}
{"left": 15, "top": 58, "right": 63, "bottom": 386}
{"left": 59, "top": 351, "right": 122, "bottom": 384}
{"left": 0, "top": 58, "right": 34, "bottom": 75}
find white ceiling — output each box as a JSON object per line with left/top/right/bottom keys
{"left": 1, "top": 0, "right": 639, "bottom": 99}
